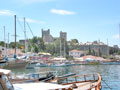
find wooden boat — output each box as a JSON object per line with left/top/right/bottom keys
{"left": 1, "top": 15, "right": 30, "bottom": 69}
{"left": 51, "top": 73, "right": 102, "bottom": 90}
{"left": 0, "top": 69, "right": 72, "bottom": 90}
{"left": 0, "top": 69, "right": 102, "bottom": 90}
{"left": 3, "top": 59, "right": 29, "bottom": 69}
{"left": 0, "top": 55, "right": 30, "bottom": 69}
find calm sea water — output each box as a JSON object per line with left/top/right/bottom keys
{"left": 10, "top": 65, "right": 120, "bottom": 90}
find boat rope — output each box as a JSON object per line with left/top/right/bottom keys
{"left": 16, "top": 16, "right": 24, "bottom": 32}
{"left": 102, "top": 79, "right": 112, "bottom": 90}
{"left": 87, "top": 68, "right": 113, "bottom": 90}
{"left": 26, "top": 22, "right": 35, "bottom": 37}
{"left": 26, "top": 21, "right": 42, "bottom": 51}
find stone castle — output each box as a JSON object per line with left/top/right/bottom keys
{"left": 41, "top": 29, "right": 67, "bottom": 43}
{"left": 41, "top": 29, "right": 109, "bottom": 55}
{"left": 41, "top": 29, "right": 54, "bottom": 43}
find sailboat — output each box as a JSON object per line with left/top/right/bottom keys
{"left": 3, "top": 15, "right": 29, "bottom": 69}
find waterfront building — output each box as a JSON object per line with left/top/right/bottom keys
{"left": 82, "top": 55, "right": 106, "bottom": 61}
{"left": 78, "top": 41, "right": 109, "bottom": 56}
{"left": 0, "top": 46, "right": 23, "bottom": 57}
{"left": 114, "top": 45, "right": 119, "bottom": 49}
{"left": 68, "top": 41, "right": 109, "bottom": 56}
{"left": 69, "top": 49, "right": 85, "bottom": 58}
{"left": 19, "top": 40, "right": 29, "bottom": 45}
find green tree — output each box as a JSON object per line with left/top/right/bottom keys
{"left": 88, "top": 45, "right": 91, "bottom": 55}
{"left": 28, "top": 37, "right": 45, "bottom": 53}
{"left": 9, "top": 42, "right": 15, "bottom": 48}
{"left": 0, "top": 41, "right": 5, "bottom": 47}
{"left": 71, "top": 39, "right": 79, "bottom": 43}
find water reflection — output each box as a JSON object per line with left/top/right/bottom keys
{"left": 10, "top": 65, "right": 120, "bottom": 90}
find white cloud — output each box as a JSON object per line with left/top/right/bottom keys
{"left": 0, "top": 10, "right": 15, "bottom": 16}
{"left": 15, "top": 0, "right": 55, "bottom": 4}
{"left": 26, "top": 18, "right": 45, "bottom": 24}
{"left": 112, "top": 34, "right": 120, "bottom": 39}
{"left": 19, "top": 18, "right": 45, "bottom": 24}
{"left": 50, "top": 9, "right": 76, "bottom": 15}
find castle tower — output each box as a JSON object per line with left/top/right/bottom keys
{"left": 60, "top": 31, "right": 67, "bottom": 41}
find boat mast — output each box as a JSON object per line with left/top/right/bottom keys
{"left": 24, "top": 17, "right": 27, "bottom": 54}
{"left": 60, "top": 38, "right": 62, "bottom": 57}
{"left": 107, "top": 38, "right": 109, "bottom": 57}
{"left": 119, "top": 24, "right": 120, "bottom": 47}
{"left": 4, "top": 26, "right": 6, "bottom": 56}
{"left": 7, "top": 33, "right": 9, "bottom": 57}
{"left": 64, "top": 40, "right": 66, "bottom": 58}
{"left": 14, "top": 15, "right": 16, "bottom": 54}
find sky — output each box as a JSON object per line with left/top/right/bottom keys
{"left": 0, "top": 0, "right": 120, "bottom": 47}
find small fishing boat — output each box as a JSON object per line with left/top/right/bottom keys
{"left": 51, "top": 62, "right": 67, "bottom": 67}
{"left": 25, "top": 62, "right": 37, "bottom": 69}
{"left": 36, "top": 63, "right": 48, "bottom": 67}
{"left": 100, "top": 61, "right": 120, "bottom": 65}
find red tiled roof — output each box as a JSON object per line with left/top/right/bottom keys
{"left": 82, "top": 55, "right": 105, "bottom": 60}
{"left": 82, "top": 55, "right": 96, "bottom": 60}
{"left": 70, "top": 49, "right": 83, "bottom": 53}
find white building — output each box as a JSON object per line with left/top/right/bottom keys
{"left": 69, "top": 49, "right": 84, "bottom": 58}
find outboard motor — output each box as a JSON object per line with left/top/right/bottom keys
{"left": 38, "top": 72, "right": 55, "bottom": 82}
{"left": 46, "top": 72, "right": 55, "bottom": 80}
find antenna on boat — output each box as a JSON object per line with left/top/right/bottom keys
{"left": 14, "top": 15, "right": 17, "bottom": 54}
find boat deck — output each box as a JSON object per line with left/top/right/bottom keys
{"left": 54, "top": 73, "right": 101, "bottom": 90}
{"left": 13, "top": 81, "right": 98, "bottom": 90}
{"left": 65, "top": 82, "right": 97, "bottom": 90}
{"left": 13, "top": 82, "right": 72, "bottom": 90}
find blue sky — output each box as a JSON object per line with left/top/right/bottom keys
{"left": 0, "top": 0, "right": 120, "bottom": 47}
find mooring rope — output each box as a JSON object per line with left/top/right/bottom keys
{"left": 101, "top": 79, "right": 112, "bottom": 90}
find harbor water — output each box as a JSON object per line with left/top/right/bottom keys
{"left": 10, "top": 65, "right": 120, "bottom": 90}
